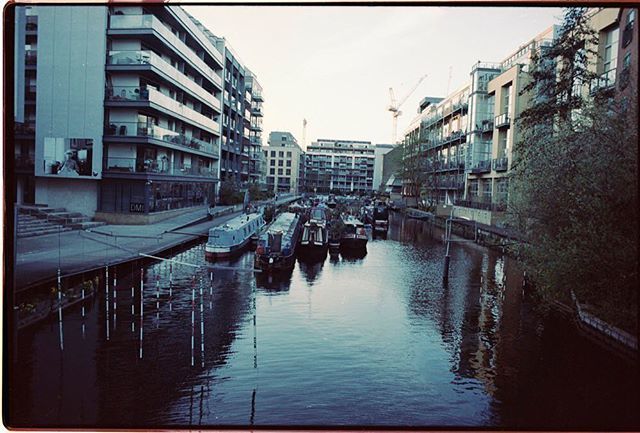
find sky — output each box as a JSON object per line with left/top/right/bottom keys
{"left": 184, "top": 5, "right": 565, "bottom": 148}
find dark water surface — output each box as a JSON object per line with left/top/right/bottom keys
{"left": 10, "top": 213, "right": 638, "bottom": 429}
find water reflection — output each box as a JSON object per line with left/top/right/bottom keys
{"left": 10, "top": 213, "right": 639, "bottom": 429}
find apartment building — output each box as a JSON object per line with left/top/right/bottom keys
{"left": 460, "top": 26, "right": 556, "bottom": 224}
{"left": 373, "top": 143, "right": 395, "bottom": 191}
{"left": 245, "top": 70, "right": 265, "bottom": 183}
{"left": 616, "top": 8, "right": 637, "bottom": 103}
{"left": 264, "top": 131, "right": 304, "bottom": 194}
{"left": 12, "top": 5, "right": 265, "bottom": 223}
{"left": 305, "top": 139, "right": 375, "bottom": 194}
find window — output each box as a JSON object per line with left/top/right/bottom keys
{"left": 286, "top": 160, "right": 291, "bottom": 167}
{"left": 286, "top": 169, "right": 291, "bottom": 175}
{"left": 278, "top": 160, "right": 283, "bottom": 166}
{"left": 278, "top": 168, "right": 283, "bottom": 175}
{"left": 270, "top": 168, "right": 275, "bottom": 175}
{"left": 603, "top": 26, "right": 619, "bottom": 73}
{"left": 270, "top": 160, "right": 275, "bottom": 166}
{"left": 286, "top": 151, "right": 292, "bottom": 157}
{"left": 278, "top": 151, "right": 284, "bottom": 157}
{"left": 270, "top": 151, "right": 275, "bottom": 157}
{"left": 282, "top": 136, "right": 286, "bottom": 141}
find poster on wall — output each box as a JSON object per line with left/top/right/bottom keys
{"left": 42, "top": 137, "right": 96, "bottom": 177}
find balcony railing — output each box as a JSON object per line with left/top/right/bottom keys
{"left": 104, "top": 157, "right": 216, "bottom": 177}
{"left": 494, "top": 113, "right": 510, "bottom": 128}
{"left": 481, "top": 121, "right": 494, "bottom": 132}
{"left": 471, "top": 160, "right": 492, "bottom": 174}
{"left": 109, "top": 14, "right": 223, "bottom": 88}
{"left": 107, "top": 50, "right": 221, "bottom": 110}
{"left": 15, "top": 122, "right": 35, "bottom": 135}
{"left": 15, "top": 155, "right": 35, "bottom": 171}
{"left": 454, "top": 198, "right": 506, "bottom": 212}
{"left": 492, "top": 157, "right": 508, "bottom": 172}
{"left": 105, "top": 86, "right": 220, "bottom": 134}
{"left": 25, "top": 50, "right": 37, "bottom": 65}
{"left": 104, "top": 122, "right": 218, "bottom": 157}
{"left": 589, "top": 68, "right": 617, "bottom": 94}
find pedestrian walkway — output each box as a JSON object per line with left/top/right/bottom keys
{"left": 13, "top": 195, "right": 302, "bottom": 291}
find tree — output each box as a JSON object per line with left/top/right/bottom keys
{"left": 509, "top": 8, "right": 638, "bottom": 332}
{"left": 218, "top": 178, "right": 243, "bottom": 205}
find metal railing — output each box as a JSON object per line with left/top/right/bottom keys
{"left": 104, "top": 121, "right": 218, "bottom": 156}
{"left": 106, "top": 50, "right": 221, "bottom": 109}
{"left": 454, "top": 198, "right": 506, "bottom": 212}
{"left": 105, "top": 86, "right": 220, "bottom": 134}
{"left": 471, "top": 160, "right": 492, "bottom": 174}
{"left": 108, "top": 14, "right": 223, "bottom": 87}
{"left": 493, "top": 157, "right": 508, "bottom": 171}
{"left": 103, "top": 156, "right": 216, "bottom": 177}
{"left": 589, "top": 68, "right": 617, "bottom": 94}
{"left": 494, "top": 113, "right": 510, "bottom": 128}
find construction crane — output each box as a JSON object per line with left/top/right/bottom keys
{"left": 388, "top": 74, "right": 427, "bottom": 144}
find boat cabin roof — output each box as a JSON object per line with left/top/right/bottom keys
{"left": 208, "top": 212, "right": 263, "bottom": 235}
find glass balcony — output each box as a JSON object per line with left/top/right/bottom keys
{"left": 104, "top": 121, "right": 219, "bottom": 157}
{"left": 492, "top": 157, "right": 508, "bottom": 172}
{"left": 104, "top": 156, "right": 217, "bottom": 177}
{"left": 494, "top": 113, "right": 510, "bottom": 128}
{"left": 108, "top": 14, "right": 223, "bottom": 88}
{"left": 25, "top": 50, "right": 37, "bottom": 65}
{"left": 589, "top": 68, "right": 617, "bottom": 94}
{"left": 107, "top": 50, "right": 221, "bottom": 111}
{"left": 471, "top": 160, "right": 492, "bottom": 174}
{"left": 105, "top": 86, "right": 220, "bottom": 135}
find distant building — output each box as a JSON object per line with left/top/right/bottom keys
{"left": 373, "top": 143, "right": 395, "bottom": 191}
{"left": 304, "top": 139, "right": 375, "bottom": 194}
{"left": 615, "top": 8, "right": 638, "bottom": 104}
{"left": 245, "top": 70, "right": 265, "bottom": 184}
{"left": 264, "top": 131, "right": 304, "bottom": 194}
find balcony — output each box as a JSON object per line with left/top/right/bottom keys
{"left": 108, "top": 14, "right": 223, "bottom": 89}
{"left": 104, "top": 122, "right": 219, "bottom": 157}
{"left": 15, "top": 155, "right": 35, "bottom": 172}
{"left": 492, "top": 157, "right": 508, "bottom": 172}
{"left": 25, "top": 50, "right": 37, "bottom": 66}
{"left": 471, "top": 160, "right": 491, "bottom": 174}
{"left": 481, "top": 121, "right": 494, "bottom": 132}
{"left": 251, "top": 107, "right": 263, "bottom": 117}
{"left": 250, "top": 123, "right": 263, "bottom": 132}
{"left": 590, "top": 68, "right": 616, "bottom": 95}
{"left": 494, "top": 113, "right": 510, "bottom": 129}
{"left": 253, "top": 92, "right": 264, "bottom": 102}
{"left": 105, "top": 86, "right": 220, "bottom": 135}
{"left": 104, "top": 156, "right": 217, "bottom": 178}
{"left": 106, "top": 50, "right": 221, "bottom": 112}
{"left": 14, "top": 122, "right": 35, "bottom": 136}
{"left": 455, "top": 198, "right": 506, "bottom": 212}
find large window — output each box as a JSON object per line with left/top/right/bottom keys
{"left": 603, "top": 26, "right": 619, "bottom": 74}
{"left": 43, "top": 137, "right": 94, "bottom": 177}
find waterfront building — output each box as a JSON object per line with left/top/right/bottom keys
{"left": 615, "top": 8, "right": 638, "bottom": 104}
{"left": 373, "top": 143, "right": 394, "bottom": 192}
{"left": 12, "top": 5, "right": 263, "bottom": 223}
{"left": 304, "top": 139, "right": 376, "bottom": 194}
{"left": 245, "top": 70, "right": 265, "bottom": 184}
{"left": 264, "top": 131, "right": 304, "bottom": 194}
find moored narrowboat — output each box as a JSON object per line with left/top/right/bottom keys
{"left": 254, "top": 212, "right": 302, "bottom": 272}
{"left": 340, "top": 215, "right": 368, "bottom": 250}
{"left": 373, "top": 202, "right": 389, "bottom": 232}
{"left": 299, "top": 207, "right": 329, "bottom": 256}
{"left": 205, "top": 212, "right": 265, "bottom": 260}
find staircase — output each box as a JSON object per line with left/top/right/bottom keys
{"left": 17, "top": 205, "right": 106, "bottom": 238}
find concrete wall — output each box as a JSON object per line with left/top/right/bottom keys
{"left": 452, "top": 205, "right": 505, "bottom": 226}
{"left": 95, "top": 205, "right": 208, "bottom": 225}
{"left": 34, "top": 6, "right": 107, "bottom": 180}
{"left": 374, "top": 144, "right": 394, "bottom": 191}
{"left": 36, "top": 177, "right": 99, "bottom": 216}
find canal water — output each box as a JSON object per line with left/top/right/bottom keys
{"left": 10, "top": 213, "right": 638, "bottom": 429}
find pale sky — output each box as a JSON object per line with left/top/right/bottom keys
{"left": 185, "top": 5, "right": 564, "bottom": 148}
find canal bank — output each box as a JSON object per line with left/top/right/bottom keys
{"left": 398, "top": 207, "right": 638, "bottom": 361}
{"left": 11, "top": 196, "right": 301, "bottom": 329}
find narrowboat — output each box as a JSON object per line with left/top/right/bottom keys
{"left": 299, "top": 207, "right": 329, "bottom": 256}
{"left": 327, "top": 194, "right": 337, "bottom": 209}
{"left": 205, "top": 212, "right": 265, "bottom": 260}
{"left": 254, "top": 212, "right": 302, "bottom": 272}
{"left": 373, "top": 202, "right": 389, "bottom": 232}
{"left": 340, "top": 215, "right": 368, "bottom": 250}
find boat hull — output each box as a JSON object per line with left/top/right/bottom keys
{"left": 340, "top": 235, "right": 368, "bottom": 250}
{"left": 254, "top": 252, "right": 297, "bottom": 272}
{"left": 205, "top": 237, "right": 252, "bottom": 260}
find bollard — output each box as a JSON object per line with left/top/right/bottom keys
{"left": 443, "top": 255, "right": 450, "bottom": 283}
{"left": 105, "top": 265, "right": 110, "bottom": 341}
{"left": 57, "top": 268, "right": 64, "bottom": 350}
{"left": 139, "top": 268, "right": 144, "bottom": 359}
